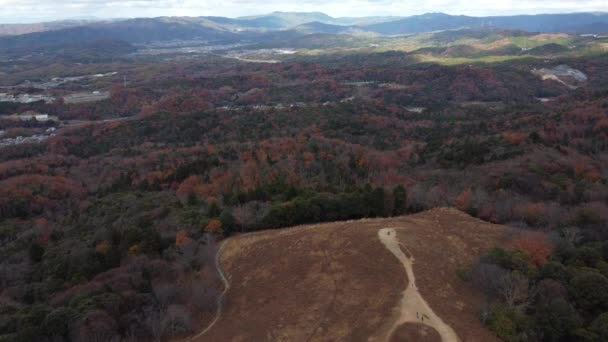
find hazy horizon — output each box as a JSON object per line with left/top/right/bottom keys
{"left": 1, "top": 0, "right": 608, "bottom": 24}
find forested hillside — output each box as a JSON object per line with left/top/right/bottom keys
{"left": 0, "top": 31, "right": 607, "bottom": 341}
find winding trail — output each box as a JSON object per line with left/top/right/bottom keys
{"left": 378, "top": 228, "right": 460, "bottom": 342}
{"left": 191, "top": 239, "right": 230, "bottom": 340}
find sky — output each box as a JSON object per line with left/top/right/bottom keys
{"left": 1, "top": 0, "right": 607, "bottom": 24}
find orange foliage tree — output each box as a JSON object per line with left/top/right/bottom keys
{"left": 176, "top": 176, "right": 203, "bottom": 203}
{"left": 520, "top": 203, "right": 546, "bottom": 226}
{"left": 175, "top": 230, "right": 194, "bottom": 247}
{"left": 95, "top": 241, "right": 112, "bottom": 255}
{"left": 205, "top": 219, "right": 223, "bottom": 235}
{"left": 502, "top": 132, "right": 528, "bottom": 145}
{"left": 510, "top": 232, "right": 554, "bottom": 267}
{"left": 455, "top": 188, "right": 473, "bottom": 212}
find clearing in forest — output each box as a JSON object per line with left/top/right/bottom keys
{"left": 193, "top": 208, "right": 510, "bottom": 342}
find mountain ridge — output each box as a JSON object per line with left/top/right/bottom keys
{"left": 1, "top": 11, "right": 607, "bottom": 54}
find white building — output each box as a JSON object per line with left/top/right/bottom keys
{"left": 6, "top": 111, "right": 53, "bottom": 122}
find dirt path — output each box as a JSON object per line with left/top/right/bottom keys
{"left": 190, "top": 239, "right": 230, "bottom": 340}
{"left": 190, "top": 210, "right": 506, "bottom": 341}
{"left": 378, "top": 228, "right": 460, "bottom": 342}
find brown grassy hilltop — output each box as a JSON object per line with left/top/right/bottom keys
{"left": 193, "top": 208, "right": 511, "bottom": 342}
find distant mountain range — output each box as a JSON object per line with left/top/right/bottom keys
{"left": 365, "top": 12, "right": 608, "bottom": 35}
{"left": 1, "top": 11, "right": 607, "bottom": 55}
{"left": 0, "top": 18, "right": 238, "bottom": 49}
{"left": 0, "top": 19, "right": 99, "bottom": 36}
{"left": 217, "top": 12, "right": 402, "bottom": 29}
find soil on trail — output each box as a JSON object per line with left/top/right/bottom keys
{"left": 390, "top": 323, "right": 442, "bottom": 342}
{"left": 193, "top": 208, "right": 509, "bottom": 342}
{"left": 379, "top": 228, "right": 459, "bottom": 342}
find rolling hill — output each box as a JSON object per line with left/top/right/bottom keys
{"left": 293, "top": 21, "right": 364, "bottom": 35}
{"left": 235, "top": 11, "right": 336, "bottom": 29}
{"left": 0, "top": 17, "right": 238, "bottom": 50}
{"left": 195, "top": 208, "right": 510, "bottom": 341}
{"left": 364, "top": 12, "right": 608, "bottom": 35}
{"left": 2, "top": 12, "right": 607, "bottom": 56}
{"left": 0, "top": 20, "right": 100, "bottom": 36}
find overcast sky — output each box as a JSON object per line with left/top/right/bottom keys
{"left": 1, "top": 0, "right": 607, "bottom": 24}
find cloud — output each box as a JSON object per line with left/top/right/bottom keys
{"left": 0, "top": 0, "right": 607, "bottom": 23}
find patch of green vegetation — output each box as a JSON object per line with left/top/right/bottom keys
{"left": 298, "top": 49, "right": 329, "bottom": 56}
{"left": 415, "top": 54, "right": 536, "bottom": 65}
{"left": 509, "top": 36, "right": 574, "bottom": 49}
{"left": 573, "top": 44, "right": 608, "bottom": 57}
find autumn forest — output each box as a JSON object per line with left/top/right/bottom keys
{"left": 1, "top": 19, "right": 608, "bottom": 341}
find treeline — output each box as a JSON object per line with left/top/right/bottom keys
{"left": 471, "top": 219, "right": 608, "bottom": 341}
{"left": 0, "top": 191, "right": 221, "bottom": 341}
{"left": 259, "top": 185, "right": 406, "bottom": 229}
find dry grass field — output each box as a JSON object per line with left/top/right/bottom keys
{"left": 193, "top": 208, "right": 511, "bottom": 342}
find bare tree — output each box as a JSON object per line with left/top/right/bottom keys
{"left": 191, "top": 278, "right": 220, "bottom": 312}
{"left": 480, "top": 302, "right": 492, "bottom": 325}
{"left": 233, "top": 203, "right": 256, "bottom": 230}
{"left": 471, "top": 187, "right": 489, "bottom": 212}
{"left": 143, "top": 305, "right": 163, "bottom": 342}
{"left": 201, "top": 233, "right": 218, "bottom": 266}
{"left": 233, "top": 201, "right": 270, "bottom": 231}
{"left": 161, "top": 304, "right": 195, "bottom": 338}
{"left": 72, "top": 310, "right": 120, "bottom": 342}
{"left": 471, "top": 262, "right": 507, "bottom": 297}
{"left": 407, "top": 183, "right": 428, "bottom": 211}
{"left": 499, "top": 271, "right": 536, "bottom": 312}
{"left": 152, "top": 282, "right": 178, "bottom": 310}
{"left": 562, "top": 226, "right": 582, "bottom": 245}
